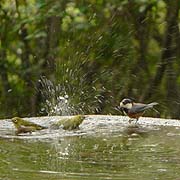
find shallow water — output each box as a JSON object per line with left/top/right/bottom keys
{"left": 0, "top": 117, "right": 180, "bottom": 180}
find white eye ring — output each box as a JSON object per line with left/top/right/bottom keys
{"left": 13, "top": 119, "right": 17, "bottom": 123}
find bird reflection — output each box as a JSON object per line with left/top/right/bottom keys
{"left": 121, "top": 125, "right": 149, "bottom": 150}
{"left": 124, "top": 124, "right": 149, "bottom": 137}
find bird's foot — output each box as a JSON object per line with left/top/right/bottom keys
{"left": 128, "top": 119, "right": 133, "bottom": 124}
{"left": 135, "top": 119, "right": 139, "bottom": 124}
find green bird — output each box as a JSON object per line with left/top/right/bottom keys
{"left": 50, "top": 115, "right": 85, "bottom": 130}
{"left": 12, "top": 117, "right": 47, "bottom": 135}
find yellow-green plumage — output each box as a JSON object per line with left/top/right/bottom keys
{"left": 50, "top": 115, "right": 85, "bottom": 130}
{"left": 12, "top": 117, "right": 47, "bottom": 135}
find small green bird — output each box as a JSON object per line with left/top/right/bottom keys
{"left": 50, "top": 115, "right": 85, "bottom": 130}
{"left": 12, "top": 117, "right": 47, "bottom": 135}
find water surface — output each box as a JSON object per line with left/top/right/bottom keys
{"left": 0, "top": 117, "right": 180, "bottom": 180}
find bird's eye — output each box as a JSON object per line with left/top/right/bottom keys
{"left": 123, "top": 99, "right": 132, "bottom": 105}
{"left": 123, "top": 100, "right": 128, "bottom": 105}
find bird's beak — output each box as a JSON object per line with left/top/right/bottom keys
{"left": 119, "top": 106, "right": 124, "bottom": 114}
{"left": 114, "top": 106, "right": 123, "bottom": 113}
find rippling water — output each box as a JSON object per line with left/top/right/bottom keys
{"left": 0, "top": 117, "right": 180, "bottom": 180}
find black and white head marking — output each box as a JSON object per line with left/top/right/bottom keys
{"left": 120, "top": 98, "right": 134, "bottom": 110}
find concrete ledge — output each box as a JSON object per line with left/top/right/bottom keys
{"left": 0, "top": 115, "right": 180, "bottom": 129}
{"left": 0, "top": 115, "right": 179, "bottom": 139}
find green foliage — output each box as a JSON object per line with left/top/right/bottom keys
{"left": 0, "top": 0, "right": 180, "bottom": 118}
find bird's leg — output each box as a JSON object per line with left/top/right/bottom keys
{"left": 135, "top": 118, "right": 139, "bottom": 124}
{"left": 128, "top": 119, "right": 133, "bottom": 124}
{"left": 15, "top": 130, "right": 19, "bottom": 136}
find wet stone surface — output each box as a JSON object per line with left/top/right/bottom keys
{"left": 0, "top": 115, "right": 180, "bottom": 139}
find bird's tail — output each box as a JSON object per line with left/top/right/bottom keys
{"left": 147, "top": 102, "right": 158, "bottom": 108}
{"left": 147, "top": 102, "right": 160, "bottom": 117}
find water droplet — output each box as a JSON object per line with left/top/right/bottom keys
{"left": 8, "top": 89, "right": 12, "bottom": 92}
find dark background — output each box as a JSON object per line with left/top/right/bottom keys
{"left": 0, "top": 0, "right": 180, "bottom": 118}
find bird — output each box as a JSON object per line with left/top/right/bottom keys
{"left": 50, "top": 115, "right": 85, "bottom": 130}
{"left": 119, "top": 98, "right": 159, "bottom": 123}
{"left": 12, "top": 117, "right": 47, "bottom": 135}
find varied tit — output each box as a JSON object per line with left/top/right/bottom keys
{"left": 12, "top": 117, "right": 47, "bottom": 135}
{"left": 119, "top": 98, "right": 159, "bottom": 123}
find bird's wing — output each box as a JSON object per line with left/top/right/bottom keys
{"left": 129, "top": 103, "right": 151, "bottom": 114}
{"left": 22, "top": 120, "right": 47, "bottom": 129}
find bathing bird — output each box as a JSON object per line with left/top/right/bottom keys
{"left": 50, "top": 115, "right": 85, "bottom": 130}
{"left": 12, "top": 117, "right": 47, "bottom": 135}
{"left": 119, "top": 98, "right": 159, "bottom": 123}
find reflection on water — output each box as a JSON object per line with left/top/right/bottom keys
{"left": 0, "top": 126, "right": 180, "bottom": 180}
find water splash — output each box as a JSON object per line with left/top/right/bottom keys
{"left": 38, "top": 65, "right": 105, "bottom": 116}
{"left": 39, "top": 77, "right": 73, "bottom": 115}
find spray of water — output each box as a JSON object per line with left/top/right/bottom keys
{"left": 38, "top": 61, "right": 106, "bottom": 116}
